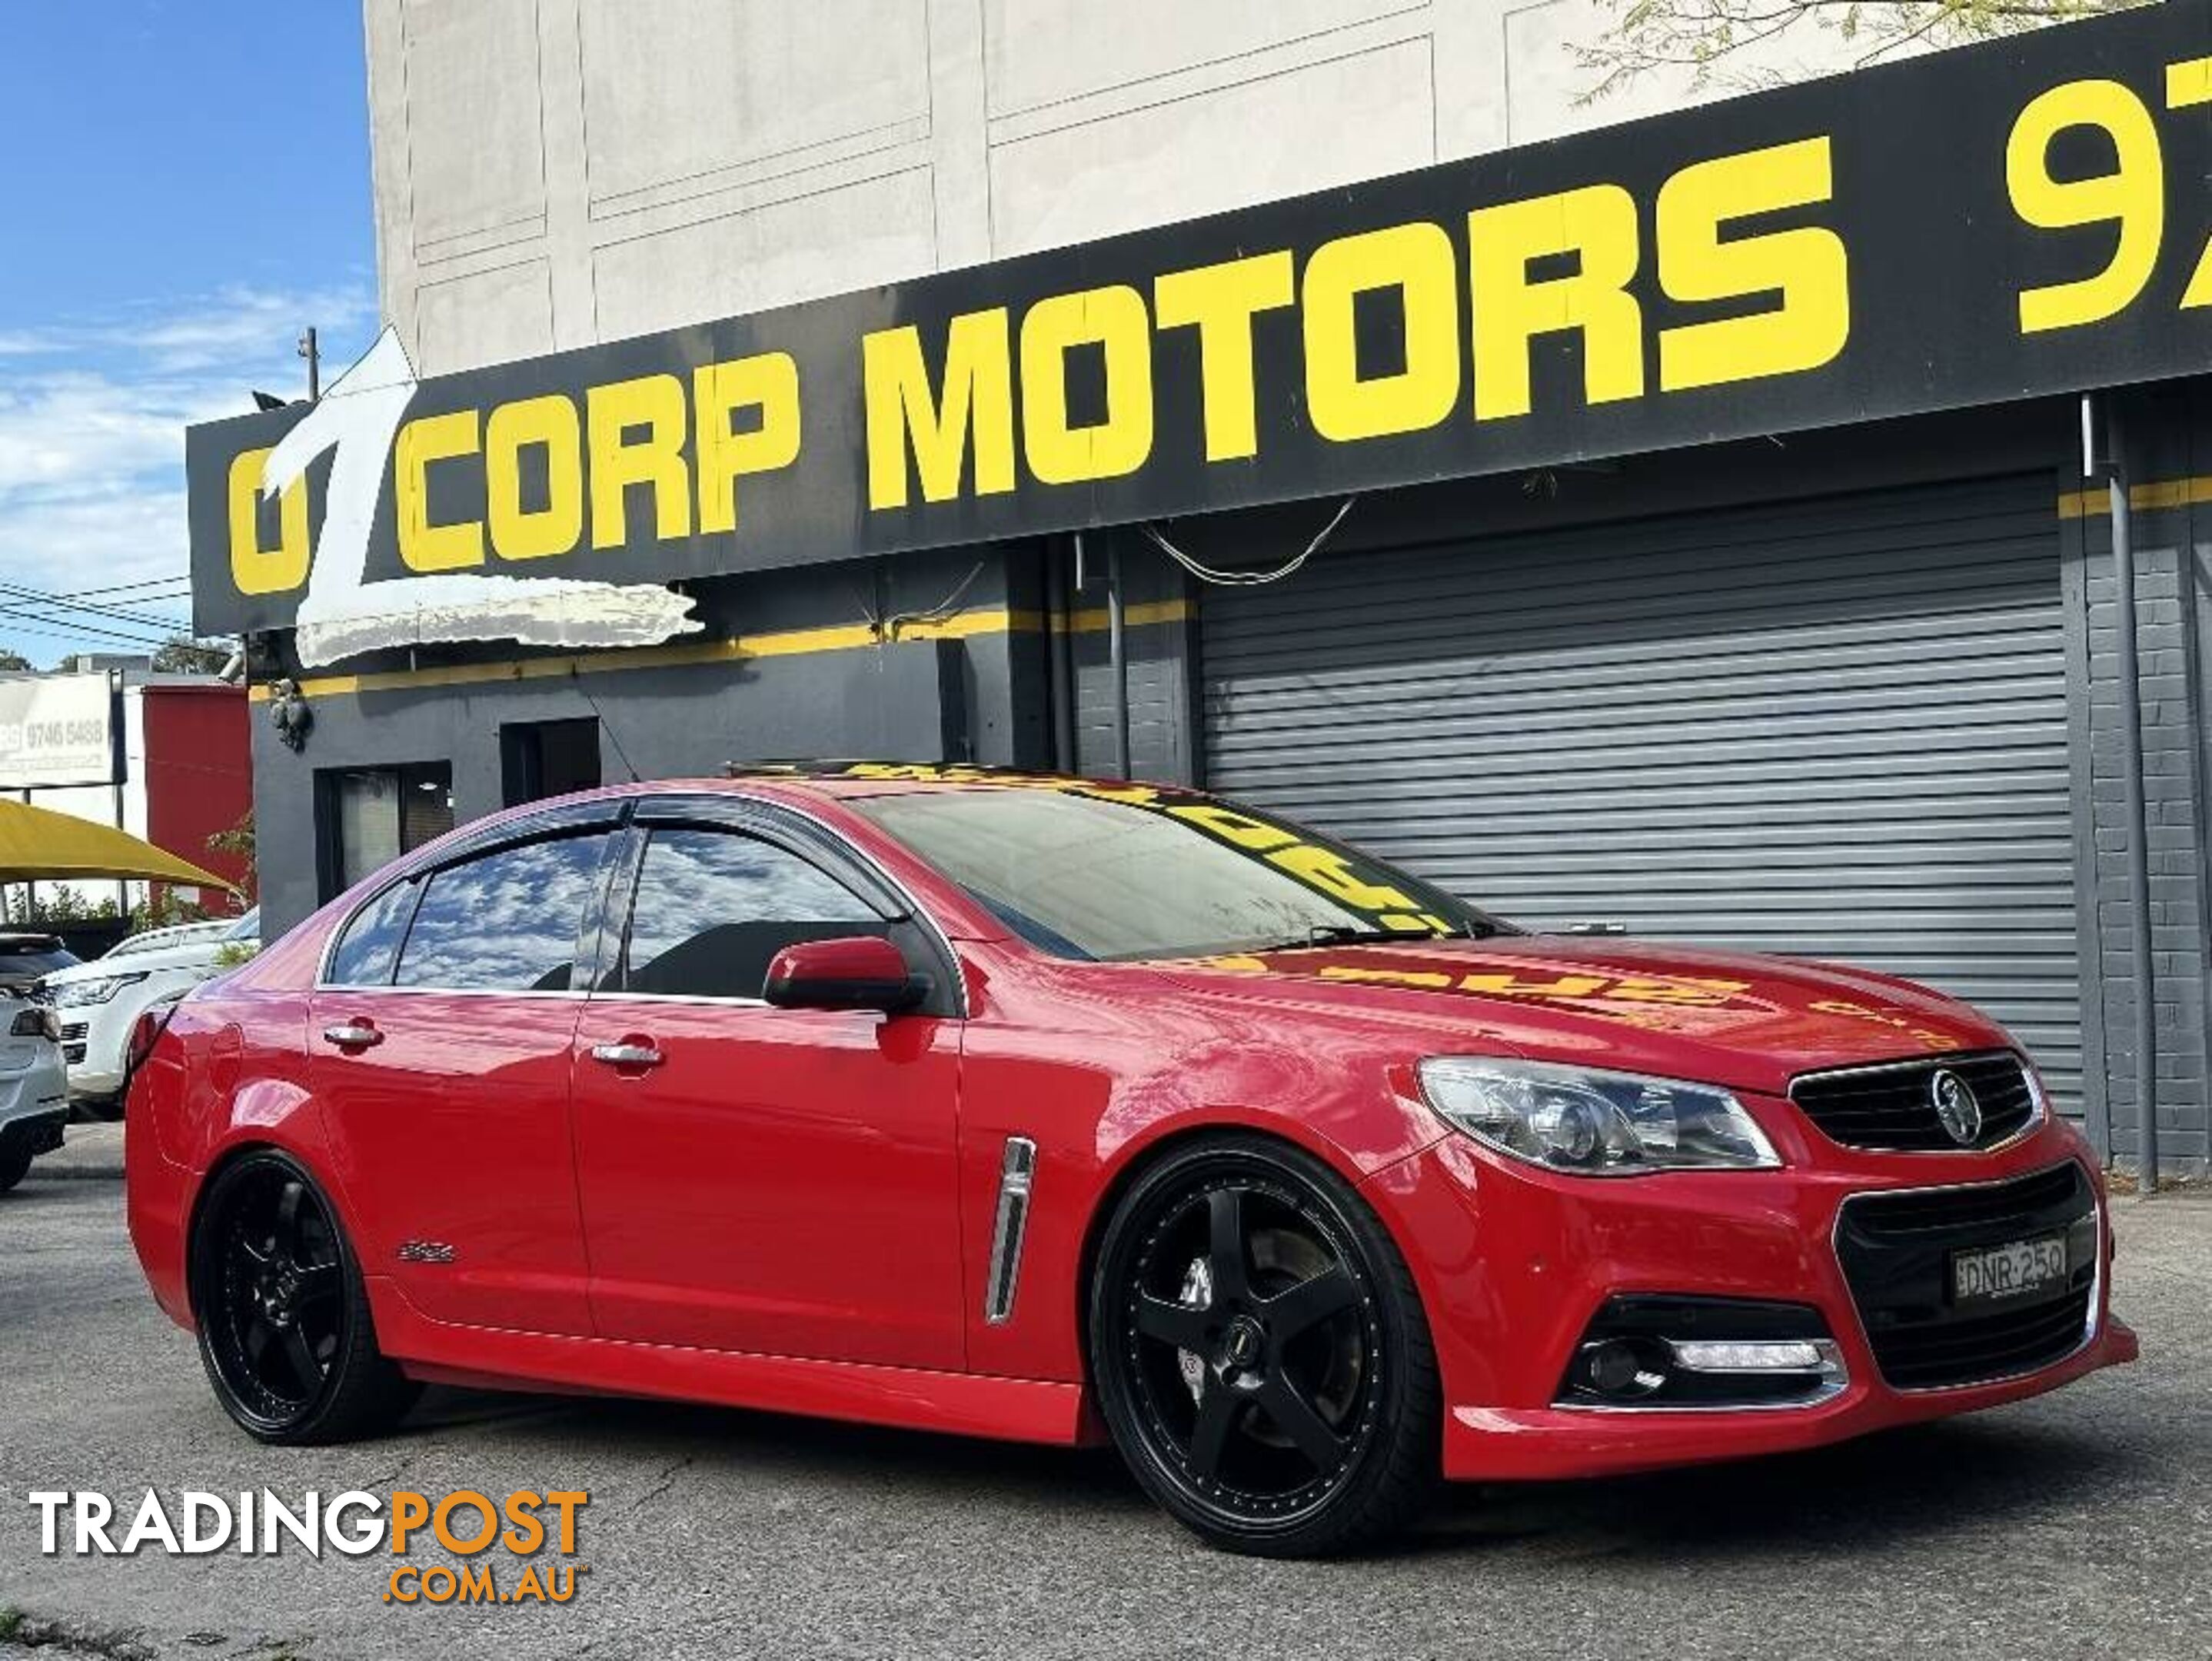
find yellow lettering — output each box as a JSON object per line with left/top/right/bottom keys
{"left": 1456, "top": 974, "right": 1613, "bottom": 998}
{"left": 2007, "top": 79, "right": 2164, "bottom": 333}
{"left": 1020, "top": 286, "right": 1155, "bottom": 485}
{"left": 863, "top": 311, "right": 1016, "bottom": 509}
{"left": 394, "top": 410, "right": 484, "bottom": 573}
{"left": 1164, "top": 804, "right": 1298, "bottom": 850}
{"left": 1657, "top": 138, "right": 1849, "bottom": 391}
{"left": 1302, "top": 222, "right": 1462, "bottom": 442}
{"left": 1266, "top": 844, "right": 1414, "bottom": 910}
{"left": 1318, "top": 966, "right": 1455, "bottom": 989}
{"left": 587, "top": 374, "right": 693, "bottom": 549}
{"left": 1469, "top": 184, "right": 1643, "bottom": 420}
{"left": 484, "top": 395, "right": 583, "bottom": 562}
{"left": 694, "top": 352, "right": 802, "bottom": 534}
{"left": 226, "top": 446, "right": 310, "bottom": 596}
{"left": 1153, "top": 251, "right": 1296, "bottom": 461}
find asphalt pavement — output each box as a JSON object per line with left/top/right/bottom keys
{"left": 3, "top": 1123, "right": 2207, "bottom": 1660}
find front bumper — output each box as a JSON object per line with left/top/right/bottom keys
{"left": 0, "top": 1105, "right": 66, "bottom": 1162}
{"left": 1361, "top": 1119, "right": 2137, "bottom": 1484}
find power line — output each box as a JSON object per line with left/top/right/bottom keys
{"left": 0, "top": 591, "right": 191, "bottom": 625}
{"left": 0, "top": 615, "right": 178, "bottom": 652}
{"left": 0, "top": 580, "right": 195, "bottom": 633}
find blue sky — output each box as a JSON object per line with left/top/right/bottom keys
{"left": 0, "top": 1, "right": 379, "bottom": 665}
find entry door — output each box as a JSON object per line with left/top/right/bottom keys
{"left": 309, "top": 830, "right": 617, "bottom": 1336}
{"left": 571, "top": 821, "right": 966, "bottom": 1370}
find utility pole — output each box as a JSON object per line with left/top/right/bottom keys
{"left": 298, "top": 327, "right": 321, "bottom": 401}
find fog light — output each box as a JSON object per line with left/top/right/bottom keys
{"left": 1669, "top": 1338, "right": 1837, "bottom": 1375}
{"left": 1581, "top": 1338, "right": 1668, "bottom": 1399}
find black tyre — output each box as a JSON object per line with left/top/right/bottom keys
{"left": 189, "top": 1150, "right": 420, "bottom": 1443}
{"left": 0, "top": 1140, "right": 30, "bottom": 1194}
{"left": 1087, "top": 1133, "right": 1440, "bottom": 1556}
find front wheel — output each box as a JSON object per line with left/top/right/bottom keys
{"left": 189, "top": 1150, "right": 420, "bottom": 1443}
{"left": 1087, "top": 1134, "right": 1440, "bottom": 1556}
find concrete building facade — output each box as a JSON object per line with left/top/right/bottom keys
{"left": 365, "top": 0, "right": 1837, "bottom": 378}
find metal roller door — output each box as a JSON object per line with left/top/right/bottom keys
{"left": 1199, "top": 474, "right": 2086, "bottom": 1116}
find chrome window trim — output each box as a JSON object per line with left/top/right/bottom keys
{"left": 983, "top": 1136, "right": 1038, "bottom": 1325}
{"left": 1828, "top": 1159, "right": 2103, "bottom": 1395}
{"left": 313, "top": 787, "right": 971, "bottom": 1017}
{"left": 308, "top": 984, "right": 589, "bottom": 1001}
{"left": 584, "top": 990, "right": 770, "bottom": 1009}
{"left": 1787, "top": 1048, "right": 2047, "bottom": 1155}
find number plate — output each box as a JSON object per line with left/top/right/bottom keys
{"left": 1951, "top": 1234, "right": 2069, "bottom": 1306}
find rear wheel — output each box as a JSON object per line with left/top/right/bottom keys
{"left": 190, "top": 1150, "right": 419, "bottom": 1443}
{"left": 0, "top": 1140, "right": 30, "bottom": 1194}
{"left": 1087, "top": 1135, "right": 1439, "bottom": 1556}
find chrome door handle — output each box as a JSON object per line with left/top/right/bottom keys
{"left": 590, "top": 1041, "right": 664, "bottom": 1069}
{"left": 321, "top": 1021, "right": 383, "bottom": 1049}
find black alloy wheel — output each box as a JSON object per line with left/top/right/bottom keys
{"left": 190, "top": 1150, "right": 418, "bottom": 1443}
{"left": 1089, "top": 1135, "right": 1439, "bottom": 1556}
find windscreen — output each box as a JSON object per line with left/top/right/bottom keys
{"left": 852, "top": 784, "right": 1508, "bottom": 962}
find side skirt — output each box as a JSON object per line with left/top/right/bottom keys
{"left": 365, "top": 1277, "right": 1092, "bottom": 1446}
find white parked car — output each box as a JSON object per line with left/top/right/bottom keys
{"left": 0, "top": 934, "right": 76, "bottom": 1193}
{"left": 43, "top": 909, "right": 260, "bottom": 1113}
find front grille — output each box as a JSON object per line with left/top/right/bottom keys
{"left": 1870, "top": 1287, "right": 2094, "bottom": 1390}
{"left": 62, "top": 1044, "right": 85, "bottom": 1064}
{"left": 1792, "top": 1051, "right": 2039, "bottom": 1151}
{"left": 1836, "top": 1162, "right": 2097, "bottom": 1390}
{"left": 60, "top": 1022, "right": 85, "bottom": 1041}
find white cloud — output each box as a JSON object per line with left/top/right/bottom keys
{"left": 0, "top": 284, "right": 377, "bottom": 663}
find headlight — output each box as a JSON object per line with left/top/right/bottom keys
{"left": 52, "top": 973, "right": 146, "bottom": 1008}
{"left": 1417, "top": 1057, "right": 1781, "bottom": 1175}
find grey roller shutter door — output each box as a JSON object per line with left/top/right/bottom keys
{"left": 1199, "top": 474, "right": 2084, "bottom": 1117}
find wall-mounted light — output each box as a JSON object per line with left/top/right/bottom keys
{"left": 268, "top": 679, "right": 313, "bottom": 752}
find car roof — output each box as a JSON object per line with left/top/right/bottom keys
{"left": 714, "top": 761, "right": 1186, "bottom": 801}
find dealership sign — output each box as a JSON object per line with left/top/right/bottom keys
{"left": 188, "top": 1, "right": 2212, "bottom": 661}
{"left": 0, "top": 675, "right": 118, "bottom": 788}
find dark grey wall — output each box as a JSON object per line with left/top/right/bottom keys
{"left": 2065, "top": 380, "right": 2212, "bottom": 1179}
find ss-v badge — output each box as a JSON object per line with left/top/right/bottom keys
{"left": 395, "top": 1240, "right": 456, "bottom": 1263}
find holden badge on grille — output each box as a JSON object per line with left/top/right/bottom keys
{"left": 1931, "top": 1070, "right": 1983, "bottom": 1146}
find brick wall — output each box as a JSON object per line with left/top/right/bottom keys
{"left": 2068, "top": 381, "right": 2212, "bottom": 1179}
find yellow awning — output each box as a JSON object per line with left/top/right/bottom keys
{"left": 0, "top": 797, "right": 235, "bottom": 890}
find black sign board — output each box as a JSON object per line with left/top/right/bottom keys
{"left": 188, "top": 1, "right": 2212, "bottom": 643}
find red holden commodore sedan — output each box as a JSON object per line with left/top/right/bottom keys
{"left": 126, "top": 764, "right": 2135, "bottom": 1556}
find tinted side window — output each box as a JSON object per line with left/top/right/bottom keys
{"left": 620, "top": 829, "right": 880, "bottom": 999}
{"left": 396, "top": 834, "right": 614, "bottom": 992}
{"left": 326, "top": 880, "right": 419, "bottom": 986}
